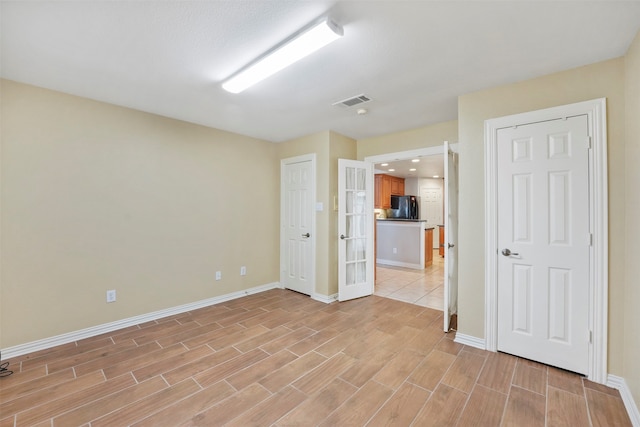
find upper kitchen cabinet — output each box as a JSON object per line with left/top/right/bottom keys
{"left": 375, "top": 175, "right": 387, "bottom": 208}
{"left": 390, "top": 176, "right": 405, "bottom": 196}
{"left": 375, "top": 174, "right": 405, "bottom": 208}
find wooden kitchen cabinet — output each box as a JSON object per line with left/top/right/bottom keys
{"left": 425, "top": 228, "right": 433, "bottom": 266}
{"left": 390, "top": 176, "right": 405, "bottom": 196}
{"left": 374, "top": 174, "right": 404, "bottom": 209}
{"left": 374, "top": 174, "right": 392, "bottom": 208}
{"left": 439, "top": 225, "right": 445, "bottom": 257}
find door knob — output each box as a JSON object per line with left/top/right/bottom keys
{"left": 340, "top": 234, "right": 346, "bottom": 240}
{"left": 448, "top": 243, "right": 455, "bottom": 249}
{"left": 302, "top": 233, "right": 310, "bottom": 238}
{"left": 501, "top": 248, "right": 519, "bottom": 256}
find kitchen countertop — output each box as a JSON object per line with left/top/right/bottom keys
{"left": 376, "top": 219, "right": 434, "bottom": 230}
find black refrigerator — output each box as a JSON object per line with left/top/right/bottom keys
{"left": 389, "top": 195, "right": 419, "bottom": 219}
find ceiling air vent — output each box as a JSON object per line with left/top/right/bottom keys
{"left": 332, "top": 94, "right": 372, "bottom": 108}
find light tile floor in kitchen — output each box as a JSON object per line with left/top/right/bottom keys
{"left": 375, "top": 249, "right": 444, "bottom": 310}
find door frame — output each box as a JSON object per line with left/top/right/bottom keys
{"left": 444, "top": 141, "right": 459, "bottom": 333}
{"left": 280, "top": 153, "right": 317, "bottom": 296}
{"left": 365, "top": 143, "right": 458, "bottom": 307}
{"left": 484, "top": 98, "right": 608, "bottom": 383}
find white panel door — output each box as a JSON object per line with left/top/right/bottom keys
{"left": 338, "top": 159, "right": 374, "bottom": 301}
{"left": 282, "top": 158, "right": 314, "bottom": 295}
{"left": 443, "top": 142, "right": 458, "bottom": 332}
{"left": 420, "top": 187, "right": 443, "bottom": 239}
{"left": 497, "top": 115, "right": 590, "bottom": 374}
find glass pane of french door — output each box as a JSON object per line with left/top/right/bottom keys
{"left": 344, "top": 166, "right": 368, "bottom": 285}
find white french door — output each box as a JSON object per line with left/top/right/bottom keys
{"left": 443, "top": 141, "right": 459, "bottom": 332}
{"left": 281, "top": 155, "right": 315, "bottom": 296}
{"left": 496, "top": 116, "right": 590, "bottom": 374}
{"left": 338, "top": 159, "right": 374, "bottom": 301}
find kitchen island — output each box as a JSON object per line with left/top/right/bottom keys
{"left": 376, "top": 219, "right": 433, "bottom": 269}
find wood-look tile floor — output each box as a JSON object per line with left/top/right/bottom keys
{"left": 0, "top": 289, "right": 631, "bottom": 426}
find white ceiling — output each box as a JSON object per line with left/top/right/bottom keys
{"left": 2, "top": 1, "right": 639, "bottom": 143}
{"left": 375, "top": 156, "right": 445, "bottom": 180}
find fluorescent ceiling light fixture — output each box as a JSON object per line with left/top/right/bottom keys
{"left": 381, "top": 163, "right": 389, "bottom": 166}
{"left": 411, "top": 159, "right": 420, "bottom": 163}
{"left": 222, "top": 18, "right": 343, "bottom": 93}
{"left": 433, "top": 175, "right": 439, "bottom": 178}
{"left": 409, "top": 168, "right": 417, "bottom": 172}
{"left": 388, "top": 169, "right": 395, "bottom": 172}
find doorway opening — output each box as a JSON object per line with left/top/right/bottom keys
{"left": 365, "top": 144, "right": 456, "bottom": 314}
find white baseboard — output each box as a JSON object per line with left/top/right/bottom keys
{"left": 446, "top": 337, "right": 640, "bottom": 425}
{"left": 607, "top": 375, "right": 640, "bottom": 427}
{"left": 312, "top": 293, "right": 338, "bottom": 304}
{"left": 1, "top": 282, "right": 281, "bottom": 360}
{"left": 450, "top": 337, "right": 640, "bottom": 425}
{"left": 376, "top": 259, "right": 423, "bottom": 270}
{"left": 454, "top": 333, "right": 486, "bottom": 350}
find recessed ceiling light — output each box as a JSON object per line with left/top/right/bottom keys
{"left": 411, "top": 159, "right": 420, "bottom": 163}
{"left": 409, "top": 168, "right": 416, "bottom": 172}
{"left": 433, "top": 175, "right": 439, "bottom": 178}
{"left": 381, "top": 163, "right": 388, "bottom": 167}
{"left": 388, "top": 168, "right": 395, "bottom": 172}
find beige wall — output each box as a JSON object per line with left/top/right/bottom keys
{"left": 457, "top": 58, "right": 627, "bottom": 375}
{"left": 624, "top": 30, "right": 640, "bottom": 406}
{"left": 276, "top": 131, "right": 357, "bottom": 297}
{"left": 0, "top": 80, "right": 280, "bottom": 348}
{"left": 357, "top": 120, "right": 458, "bottom": 159}
{"left": 277, "top": 121, "right": 458, "bottom": 296}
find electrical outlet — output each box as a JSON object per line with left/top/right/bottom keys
{"left": 393, "top": 248, "right": 398, "bottom": 254}
{"left": 240, "top": 266, "right": 247, "bottom": 276}
{"left": 215, "top": 271, "right": 222, "bottom": 281}
{"left": 106, "top": 290, "right": 116, "bottom": 303}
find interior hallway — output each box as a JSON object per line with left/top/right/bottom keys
{"left": 375, "top": 249, "right": 444, "bottom": 310}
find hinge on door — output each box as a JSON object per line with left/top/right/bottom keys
{"left": 589, "top": 330, "right": 593, "bottom": 344}
{"left": 588, "top": 233, "right": 593, "bottom": 246}
{"left": 587, "top": 136, "right": 592, "bottom": 149}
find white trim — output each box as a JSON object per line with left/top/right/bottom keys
{"left": 1, "top": 282, "right": 280, "bottom": 360}
{"left": 607, "top": 375, "right": 640, "bottom": 427}
{"left": 366, "top": 143, "right": 459, "bottom": 312}
{"left": 311, "top": 293, "right": 338, "bottom": 304}
{"left": 484, "top": 98, "right": 608, "bottom": 383}
{"left": 364, "top": 143, "right": 459, "bottom": 165}
{"left": 454, "top": 333, "right": 486, "bottom": 350}
{"left": 484, "top": 117, "right": 499, "bottom": 353}
{"left": 280, "top": 154, "right": 317, "bottom": 297}
{"left": 375, "top": 259, "right": 423, "bottom": 270}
